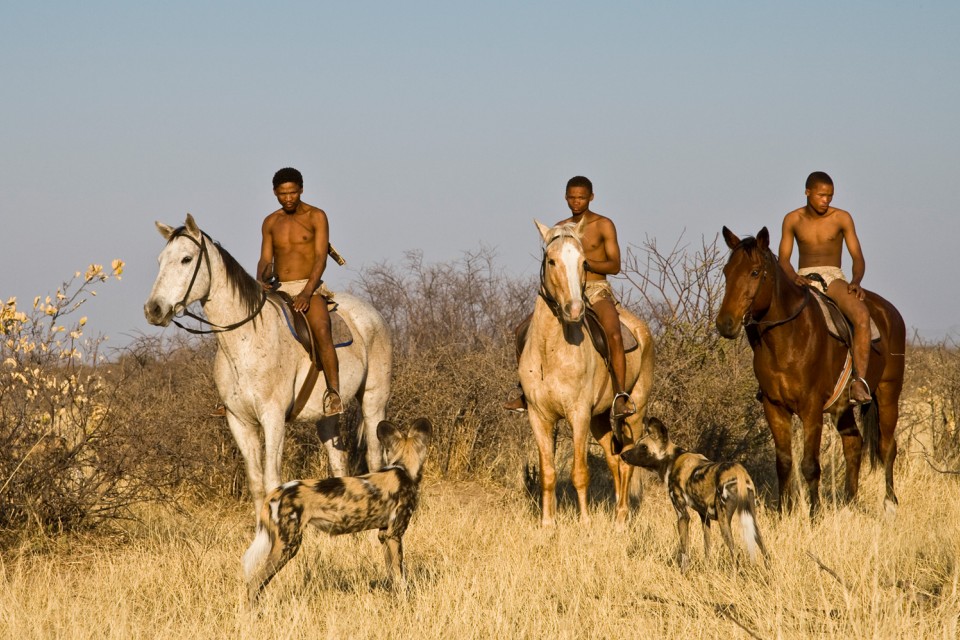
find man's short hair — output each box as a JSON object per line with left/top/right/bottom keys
{"left": 805, "top": 171, "right": 833, "bottom": 190}
{"left": 273, "top": 167, "right": 303, "bottom": 189}
{"left": 566, "top": 175, "right": 593, "bottom": 194}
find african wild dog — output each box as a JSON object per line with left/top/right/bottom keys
{"left": 243, "top": 418, "right": 432, "bottom": 606}
{"left": 620, "top": 416, "right": 769, "bottom": 572}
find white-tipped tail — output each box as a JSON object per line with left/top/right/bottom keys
{"left": 242, "top": 523, "right": 272, "bottom": 581}
{"left": 740, "top": 510, "right": 760, "bottom": 562}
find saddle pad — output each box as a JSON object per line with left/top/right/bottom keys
{"left": 330, "top": 310, "right": 353, "bottom": 348}
{"left": 809, "top": 290, "right": 880, "bottom": 343}
{"left": 583, "top": 310, "right": 639, "bottom": 359}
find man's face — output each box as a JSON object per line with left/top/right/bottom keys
{"left": 274, "top": 182, "right": 303, "bottom": 213}
{"left": 565, "top": 186, "right": 593, "bottom": 216}
{"left": 805, "top": 182, "right": 834, "bottom": 215}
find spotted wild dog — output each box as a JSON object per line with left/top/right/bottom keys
{"left": 620, "top": 416, "right": 769, "bottom": 572}
{"left": 243, "top": 418, "right": 432, "bottom": 606}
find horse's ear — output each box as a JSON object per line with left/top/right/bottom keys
{"left": 722, "top": 226, "right": 740, "bottom": 249}
{"left": 757, "top": 227, "right": 770, "bottom": 250}
{"left": 534, "top": 219, "right": 551, "bottom": 241}
{"left": 155, "top": 221, "right": 175, "bottom": 240}
{"left": 184, "top": 213, "right": 200, "bottom": 238}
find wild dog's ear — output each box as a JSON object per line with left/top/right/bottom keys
{"left": 410, "top": 417, "right": 432, "bottom": 445}
{"left": 644, "top": 416, "right": 669, "bottom": 442}
{"left": 722, "top": 226, "right": 741, "bottom": 249}
{"left": 376, "top": 420, "right": 402, "bottom": 448}
{"left": 156, "top": 221, "right": 176, "bottom": 240}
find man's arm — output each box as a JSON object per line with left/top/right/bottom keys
{"left": 778, "top": 214, "right": 805, "bottom": 286}
{"left": 256, "top": 216, "right": 275, "bottom": 284}
{"left": 841, "top": 212, "right": 866, "bottom": 297}
{"left": 585, "top": 218, "right": 622, "bottom": 275}
{"left": 293, "top": 210, "right": 330, "bottom": 311}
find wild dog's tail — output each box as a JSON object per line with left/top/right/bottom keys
{"left": 242, "top": 500, "right": 276, "bottom": 582}
{"left": 725, "top": 478, "right": 767, "bottom": 564}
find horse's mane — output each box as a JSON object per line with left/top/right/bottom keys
{"left": 170, "top": 227, "right": 263, "bottom": 316}
{"left": 544, "top": 222, "right": 582, "bottom": 246}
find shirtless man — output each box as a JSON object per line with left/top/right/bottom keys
{"left": 257, "top": 167, "right": 343, "bottom": 415}
{"left": 504, "top": 176, "right": 634, "bottom": 418}
{"left": 778, "top": 171, "right": 872, "bottom": 404}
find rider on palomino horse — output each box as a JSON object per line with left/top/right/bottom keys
{"left": 258, "top": 167, "right": 345, "bottom": 416}
{"left": 504, "top": 175, "right": 636, "bottom": 422}
{"left": 778, "top": 171, "right": 873, "bottom": 405}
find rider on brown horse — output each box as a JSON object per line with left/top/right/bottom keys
{"left": 778, "top": 171, "right": 872, "bottom": 404}
{"left": 504, "top": 176, "right": 636, "bottom": 422}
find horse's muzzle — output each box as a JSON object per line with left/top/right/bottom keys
{"left": 562, "top": 300, "right": 585, "bottom": 324}
{"left": 143, "top": 299, "right": 173, "bottom": 327}
{"left": 715, "top": 314, "right": 742, "bottom": 339}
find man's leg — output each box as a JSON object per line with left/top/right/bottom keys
{"left": 503, "top": 314, "right": 532, "bottom": 413}
{"left": 591, "top": 298, "right": 632, "bottom": 417}
{"left": 826, "top": 281, "right": 872, "bottom": 404}
{"left": 306, "top": 297, "right": 342, "bottom": 414}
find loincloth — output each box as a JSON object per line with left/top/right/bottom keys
{"left": 798, "top": 266, "right": 847, "bottom": 291}
{"left": 585, "top": 280, "right": 618, "bottom": 306}
{"left": 278, "top": 279, "right": 335, "bottom": 300}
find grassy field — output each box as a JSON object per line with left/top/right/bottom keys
{"left": 1, "top": 431, "right": 957, "bottom": 640}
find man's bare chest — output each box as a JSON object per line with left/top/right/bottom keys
{"left": 273, "top": 216, "right": 315, "bottom": 247}
{"left": 795, "top": 221, "right": 843, "bottom": 248}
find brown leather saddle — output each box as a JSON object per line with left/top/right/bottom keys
{"left": 268, "top": 290, "right": 354, "bottom": 421}
{"left": 804, "top": 285, "right": 881, "bottom": 350}
{"left": 516, "top": 309, "right": 638, "bottom": 366}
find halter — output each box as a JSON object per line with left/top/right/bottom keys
{"left": 169, "top": 229, "right": 267, "bottom": 335}
{"left": 538, "top": 232, "right": 587, "bottom": 320}
{"left": 740, "top": 250, "right": 810, "bottom": 334}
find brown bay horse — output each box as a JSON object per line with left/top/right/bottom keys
{"left": 715, "top": 227, "right": 905, "bottom": 517}
{"left": 521, "top": 220, "right": 655, "bottom": 525}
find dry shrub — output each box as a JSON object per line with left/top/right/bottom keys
{"left": 899, "top": 335, "right": 960, "bottom": 470}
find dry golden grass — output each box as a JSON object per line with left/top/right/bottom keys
{"left": 1, "top": 433, "right": 958, "bottom": 640}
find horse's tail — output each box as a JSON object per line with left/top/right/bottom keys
{"left": 862, "top": 397, "right": 881, "bottom": 470}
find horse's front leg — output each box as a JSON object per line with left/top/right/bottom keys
{"left": 261, "top": 408, "right": 288, "bottom": 497}
{"left": 569, "top": 410, "right": 593, "bottom": 524}
{"left": 762, "top": 399, "right": 795, "bottom": 514}
{"left": 225, "top": 412, "right": 266, "bottom": 516}
{"left": 591, "top": 412, "right": 635, "bottom": 525}
{"left": 798, "top": 407, "right": 825, "bottom": 518}
{"left": 527, "top": 410, "right": 559, "bottom": 527}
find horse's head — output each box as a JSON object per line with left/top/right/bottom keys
{"left": 715, "top": 226, "right": 775, "bottom": 338}
{"left": 536, "top": 218, "right": 588, "bottom": 324}
{"left": 144, "top": 213, "right": 211, "bottom": 326}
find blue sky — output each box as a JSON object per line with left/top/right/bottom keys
{"left": 2, "top": 1, "right": 958, "bottom": 347}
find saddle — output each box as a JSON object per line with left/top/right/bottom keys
{"left": 583, "top": 308, "right": 639, "bottom": 363}
{"left": 267, "top": 289, "right": 354, "bottom": 421}
{"left": 804, "top": 285, "right": 880, "bottom": 348}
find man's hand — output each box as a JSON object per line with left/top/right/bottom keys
{"left": 794, "top": 274, "right": 812, "bottom": 287}
{"left": 293, "top": 291, "right": 312, "bottom": 312}
{"left": 847, "top": 282, "right": 866, "bottom": 301}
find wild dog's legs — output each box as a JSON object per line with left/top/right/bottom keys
{"left": 379, "top": 531, "right": 406, "bottom": 591}
{"left": 700, "top": 514, "right": 713, "bottom": 564}
{"left": 528, "top": 410, "right": 559, "bottom": 526}
{"left": 676, "top": 508, "right": 692, "bottom": 573}
{"left": 245, "top": 527, "right": 303, "bottom": 607}
{"left": 835, "top": 408, "right": 863, "bottom": 502}
{"left": 717, "top": 503, "right": 739, "bottom": 567}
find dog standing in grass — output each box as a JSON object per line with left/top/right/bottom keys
{"left": 243, "top": 418, "right": 432, "bottom": 606}
{"left": 620, "top": 416, "right": 769, "bottom": 572}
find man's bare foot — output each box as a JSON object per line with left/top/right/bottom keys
{"left": 850, "top": 377, "right": 872, "bottom": 404}
{"left": 210, "top": 403, "right": 226, "bottom": 417}
{"left": 611, "top": 393, "right": 636, "bottom": 420}
{"left": 503, "top": 389, "right": 527, "bottom": 414}
{"left": 323, "top": 388, "right": 344, "bottom": 416}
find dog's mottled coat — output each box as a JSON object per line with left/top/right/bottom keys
{"left": 621, "top": 417, "right": 769, "bottom": 572}
{"left": 243, "top": 418, "right": 431, "bottom": 606}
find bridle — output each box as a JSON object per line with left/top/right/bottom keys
{"left": 538, "top": 233, "right": 587, "bottom": 321}
{"left": 168, "top": 229, "right": 266, "bottom": 335}
{"left": 739, "top": 248, "right": 810, "bottom": 334}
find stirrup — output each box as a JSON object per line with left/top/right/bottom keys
{"left": 611, "top": 392, "right": 636, "bottom": 421}
{"left": 849, "top": 377, "right": 872, "bottom": 405}
{"left": 323, "top": 388, "right": 344, "bottom": 416}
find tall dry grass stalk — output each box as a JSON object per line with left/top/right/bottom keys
{"left": 0, "top": 447, "right": 957, "bottom": 639}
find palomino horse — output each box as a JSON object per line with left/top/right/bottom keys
{"left": 144, "top": 215, "right": 393, "bottom": 517}
{"left": 715, "top": 227, "right": 905, "bottom": 517}
{"left": 521, "top": 219, "right": 654, "bottom": 525}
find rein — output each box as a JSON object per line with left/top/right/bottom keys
{"left": 741, "top": 255, "right": 811, "bottom": 334}
{"left": 169, "top": 230, "right": 267, "bottom": 335}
